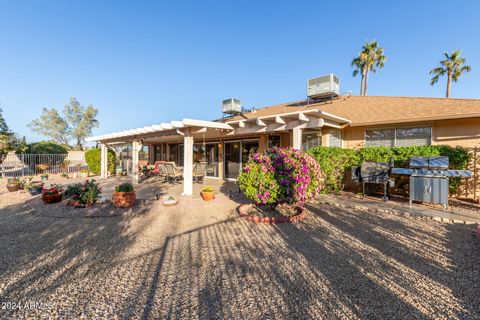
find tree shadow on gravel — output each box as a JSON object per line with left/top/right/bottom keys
{"left": 134, "top": 202, "right": 480, "bottom": 319}
{"left": 0, "top": 195, "right": 157, "bottom": 318}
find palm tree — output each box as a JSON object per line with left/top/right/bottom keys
{"left": 430, "top": 50, "right": 472, "bottom": 98}
{"left": 351, "top": 53, "right": 367, "bottom": 95}
{"left": 351, "top": 40, "right": 387, "bottom": 96}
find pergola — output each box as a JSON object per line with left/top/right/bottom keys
{"left": 87, "top": 109, "right": 351, "bottom": 196}
{"left": 86, "top": 119, "right": 234, "bottom": 195}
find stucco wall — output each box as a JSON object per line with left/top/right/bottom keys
{"left": 432, "top": 118, "right": 480, "bottom": 147}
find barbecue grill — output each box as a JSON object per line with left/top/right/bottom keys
{"left": 352, "top": 161, "right": 394, "bottom": 201}
{"left": 391, "top": 156, "right": 472, "bottom": 209}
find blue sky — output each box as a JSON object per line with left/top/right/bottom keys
{"left": 1, "top": 0, "right": 479, "bottom": 142}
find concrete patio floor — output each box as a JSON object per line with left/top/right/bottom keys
{"left": 0, "top": 177, "right": 479, "bottom": 319}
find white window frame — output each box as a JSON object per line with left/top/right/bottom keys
{"left": 364, "top": 125, "right": 432, "bottom": 147}
{"left": 301, "top": 130, "right": 322, "bottom": 151}
{"left": 328, "top": 129, "right": 342, "bottom": 148}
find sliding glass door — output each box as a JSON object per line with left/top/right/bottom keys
{"left": 224, "top": 139, "right": 259, "bottom": 180}
{"left": 224, "top": 141, "right": 241, "bottom": 179}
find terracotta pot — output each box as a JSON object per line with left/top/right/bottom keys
{"left": 6, "top": 183, "right": 20, "bottom": 192}
{"left": 112, "top": 191, "right": 136, "bottom": 208}
{"left": 28, "top": 188, "right": 42, "bottom": 196}
{"left": 201, "top": 191, "right": 215, "bottom": 201}
{"left": 42, "top": 193, "right": 63, "bottom": 204}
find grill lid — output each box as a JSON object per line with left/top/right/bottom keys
{"left": 409, "top": 156, "right": 449, "bottom": 169}
{"left": 428, "top": 156, "right": 449, "bottom": 170}
{"left": 360, "top": 162, "right": 390, "bottom": 183}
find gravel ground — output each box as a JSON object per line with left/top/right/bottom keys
{"left": 0, "top": 191, "right": 479, "bottom": 319}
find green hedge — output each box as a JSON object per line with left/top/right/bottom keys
{"left": 85, "top": 148, "right": 116, "bottom": 175}
{"left": 307, "top": 145, "right": 470, "bottom": 193}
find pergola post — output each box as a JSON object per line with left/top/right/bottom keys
{"left": 292, "top": 126, "right": 302, "bottom": 150}
{"left": 100, "top": 143, "right": 108, "bottom": 179}
{"left": 182, "top": 128, "right": 193, "bottom": 196}
{"left": 132, "top": 140, "right": 140, "bottom": 184}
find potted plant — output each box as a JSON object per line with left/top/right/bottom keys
{"left": 23, "top": 178, "right": 44, "bottom": 196}
{"left": 80, "top": 169, "right": 89, "bottom": 178}
{"left": 162, "top": 195, "right": 178, "bottom": 206}
{"left": 6, "top": 177, "right": 21, "bottom": 192}
{"left": 40, "top": 173, "right": 49, "bottom": 181}
{"left": 41, "top": 184, "right": 63, "bottom": 204}
{"left": 112, "top": 182, "right": 136, "bottom": 208}
{"left": 64, "top": 179, "right": 102, "bottom": 207}
{"left": 200, "top": 186, "right": 215, "bottom": 201}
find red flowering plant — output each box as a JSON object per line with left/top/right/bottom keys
{"left": 238, "top": 147, "right": 324, "bottom": 207}
{"left": 42, "top": 184, "right": 63, "bottom": 196}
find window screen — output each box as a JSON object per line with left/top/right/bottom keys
{"left": 302, "top": 131, "right": 322, "bottom": 151}
{"left": 365, "top": 129, "right": 395, "bottom": 147}
{"left": 329, "top": 130, "right": 342, "bottom": 147}
{"left": 396, "top": 127, "right": 431, "bottom": 147}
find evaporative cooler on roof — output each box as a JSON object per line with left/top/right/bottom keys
{"left": 307, "top": 74, "right": 340, "bottom": 99}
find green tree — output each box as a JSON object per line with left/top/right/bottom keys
{"left": 351, "top": 40, "right": 387, "bottom": 96}
{"left": 14, "top": 136, "right": 28, "bottom": 153}
{"left": 430, "top": 50, "right": 472, "bottom": 98}
{"left": 28, "top": 97, "right": 99, "bottom": 150}
{"left": 0, "top": 108, "right": 15, "bottom": 153}
{"left": 351, "top": 52, "right": 367, "bottom": 96}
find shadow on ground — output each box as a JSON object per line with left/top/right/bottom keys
{"left": 1, "top": 194, "right": 479, "bottom": 319}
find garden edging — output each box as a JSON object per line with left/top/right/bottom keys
{"left": 237, "top": 203, "right": 306, "bottom": 224}
{"left": 316, "top": 198, "right": 478, "bottom": 226}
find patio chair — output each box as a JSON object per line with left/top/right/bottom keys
{"left": 164, "top": 162, "right": 183, "bottom": 183}
{"left": 193, "top": 161, "right": 207, "bottom": 182}
{"left": 153, "top": 161, "right": 167, "bottom": 180}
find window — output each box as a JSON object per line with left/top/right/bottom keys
{"left": 139, "top": 145, "right": 149, "bottom": 161}
{"left": 365, "top": 129, "right": 395, "bottom": 147}
{"left": 396, "top": 127, "right": 431, "bottom": 147}
{"left": 329, "top": 130, "right": 342, "bottom": 147}
{"left": 153, "top": 145, "right": 162, "bottom": 162}
{"left": 365, "top": 127, "right": 431, "bottom": 147}
{"left": 302, "top": 131, "right": 322, "bottom": 151}
{"left": 268, "top": 135, "right": 281, "bottom": 148}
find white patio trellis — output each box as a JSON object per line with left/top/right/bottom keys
{"left": 87, "top": 119, "right": 234, "bottom": 195}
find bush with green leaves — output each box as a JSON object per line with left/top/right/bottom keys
{"left": 307, "top": 145, "right": 471, "bottom": 194}
{"left": 306, "top": 147, "right": 359, "bottom": 192}
{"left": 64, "top": 179, "right": 102, "bottom": 205}
{"left": 85, "top": 148, "right": 116, "bottom": 175}
{"left": 115, "top": 182, "right": 134, "bottom": 193}
{"left": 238, "top": 147, "right": 324, "bottom": 206}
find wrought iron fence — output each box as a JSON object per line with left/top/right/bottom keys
{"left": 0, "top": 154, "right": 89, "bottom": 178}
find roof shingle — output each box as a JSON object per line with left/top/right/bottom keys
{"left": 223, "top": 96, "right": 480, "bottom": 126}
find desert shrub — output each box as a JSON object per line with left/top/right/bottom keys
{"left": 115, "top": 182, "right": 134, "bottom": 193}
{"left": 64, "top": 179, "right": 101, "bottom": 205}
{"left": 238, "top": 147, "right": 324, "bottom": 206}
{"left": 85, "top": 148, "right": 116, "bottom": 175}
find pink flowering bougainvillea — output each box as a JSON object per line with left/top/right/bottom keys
{"left": 238, "top": 147, "right": 324, "bottom": 206}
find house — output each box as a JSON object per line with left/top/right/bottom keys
{"left": 87, "top": 93, "right": 480, "bottom": 197}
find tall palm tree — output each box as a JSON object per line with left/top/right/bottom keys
{"left": 430, "top": 50, "right": 471, "bottom": 98}
{"left": 351, "top": 53, "right": 367, "bottom": 95}
{"left": 351, "top": 40, "right": 387, "bottom": 96}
